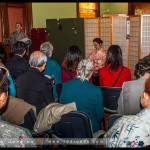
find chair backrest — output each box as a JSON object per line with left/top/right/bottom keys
{"left": 107, "top": 114, "right": 122, "bottom": 130}
{"left": 56, "top": 83, "right": 62, "bottom": 99}
{"left": 50, "top": 111, "right": 93, "bottom": 138}
{"left": 99, "top": 86, "right": 122, "bottom": 113}
{"left": 19, "top": 108, "right": 37, "bottom": 130}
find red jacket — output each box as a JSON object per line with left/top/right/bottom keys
{"left": 99, "top": 64, "right": 131, "bottom": 87}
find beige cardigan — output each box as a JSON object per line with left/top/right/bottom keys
{"left": 1, "top": 96, "right": 36, "bottom": 125}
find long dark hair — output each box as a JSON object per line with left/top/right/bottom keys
{"left": 61, "top": 45, "right": 83, "bottom": 72}
{"left": 105, "top": 45, "right": 123, "bottom": 74}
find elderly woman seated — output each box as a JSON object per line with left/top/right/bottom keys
{"left": 59, "top": 59, "right": 104, "bottom": 133}
{"left": 103, "top": 76, "right": 150, "bottom": 148}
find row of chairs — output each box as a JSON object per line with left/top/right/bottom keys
{"left": 56, "top": 83, "right": 122, "bottom": 114}
{"left": 19, "top": 108, "right": 122, "bottom": 147}
{"left": 18, "top": 83, "right": 122, "bottom": 147}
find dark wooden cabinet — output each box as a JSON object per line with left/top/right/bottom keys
{"left": 128, "top": 3, "right": 150, "bottom": 15}
{"left": 0, "top": 2, "right": 33, "bottom": 63}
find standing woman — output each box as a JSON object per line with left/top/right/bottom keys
{"left": 88, "top": 38, "right": 106, "bottom": 86}
{"left": 99, "top": 45, "right": 131, "bottom": 87}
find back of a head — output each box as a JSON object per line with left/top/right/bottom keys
{"left": 0, "top": 67, "right": 9, "bottom": 95}
{"left": 62, "top": 45, "right": 83, "bottom": 72}
{"left": 105, "top": 45, "right": 123, "bottom": 73}
{"left": 13, "top": 41, "right": 27, "bottom": 55}
{"left": 135, "top": 55, "right": 150, "bottom": 77}
{"left": 77, "top": 59, "right": 93, "bottom": 82}
{"left": 40, "top": 42, "right": 53, "bottom": 56}
{"left": 0, "top": 48, "right": 7, "bottom": 63}
{"left": 30, "top": 51, "right": 47, "bottom": 67}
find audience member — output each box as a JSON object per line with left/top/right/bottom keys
{"left": 16, "top": 51, "right": 55, "bottom": 114}
{"left": 99, "top": 45, "right": 131, "bottom": 87}
{"left": 103, "top": 76, "right": 150, "bottom": 148}
{"left": 8, "top": 22, "right": 31, "bottom": 55}
{"left": 118, "top": 55, "right": 150, "bottom": 115}
{"left": 88, "top": 38, "right": 106, "bottom": 86}
{"left": 6, "top": 41, "right": 30, "bottom": 82}
{"left": 0, "top": 47, "right": 16, "bottom": 96}
{"left": 1, "top": 95, "right": 36, "bottom": 126}
{"left": 61, "top": 45, "right": 83, "bottom": 83}
{"left": 40, "top": 42, "right": 62, "bottom": 99}
{"left": 0, "top": 66, "right": 36, "bottom": 147}
{"left": 59, "top": 59, "right": 104, "bottom": 133}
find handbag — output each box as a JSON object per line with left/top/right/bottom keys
{"left": 112, "top": 66, "right": 124, "bottom": 87}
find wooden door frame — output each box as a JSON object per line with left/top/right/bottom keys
{"left": 128, "top": 3, "right": 134, "bottom": 15}
{"left": 1, "top": 2, "right": 33, "bottom": 42}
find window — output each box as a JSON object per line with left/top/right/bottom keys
{"left": 77, "top": 3, "right": 100, "bottom": 18}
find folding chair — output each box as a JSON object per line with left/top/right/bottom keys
{"left": 49, "top": 111, "right": 105, "bottom": 146}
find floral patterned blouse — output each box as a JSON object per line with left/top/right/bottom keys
{"left": 88, "top": 48, "right": 106, "bottom": 76}
{"left": 103, "top": 108, "right": 150, "bottom": 148}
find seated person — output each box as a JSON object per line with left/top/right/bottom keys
{"left": 103, "top": 76, "right": 150, "bottom": 148}
{"left": 59, "top": 59, "right": 104, "bottom": 133}
{"left": 99, "top": 45, "right": 131, "bottom": 87}
{"left": 0, "top": 66, "right": 36, "bottom": 147}
{"left": 16, "top": 51, "right": 55, "bottom": 115}
{"left": 40, "top": 42, "right": 62, "bottom": 99}
{"left": 61, "top": 45, "right": 83, "bottom": 83}
{"left": 1, "top": 95, "right": 36, "bottom": 127}
{"left": 0, "top": 47, "right": 16, "bottom": 96}
{"left": 118, "top": 55, "right": 150, "bottom": 115}
{"left": 6, "top": 41, "right": 30, "bottom": 82}
{"left": 88, "top": 38, "right": 106, "bottom": 86}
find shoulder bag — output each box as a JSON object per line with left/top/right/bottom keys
{"left": 112, "top": 66, "right": 124, "bottom": 87}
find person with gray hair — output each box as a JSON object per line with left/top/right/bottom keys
{"left": 29, "top": 50, "right": 47, "bottom": 68}
{"left": 40, "top": 42, "right": 62, "bottom": 99}
{"left": 59, "top": 59, "right": 104, "bottom": 133}
{"left": 16, "top": 51, "right": 55, "bottom": 114}
{"left": 77, "top": 59, "right": 94, "bottom": 82}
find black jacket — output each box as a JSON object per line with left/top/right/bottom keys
{"left": 16, "top": 67, "right": 55, "bottom": 114}
{"left": 6, "top": 55, "right": 30, "bottom": 81}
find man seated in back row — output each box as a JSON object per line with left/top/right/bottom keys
{"left": 16, "top": 51, "right": 55, "bottom": 114}
{"left": 6, "top": 41, "right": 30, "bottom": 82}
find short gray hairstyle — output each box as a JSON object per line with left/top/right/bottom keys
{"left": 77, "top": 59, "right": 93, "bottom": 82}
{"left": 40, "top": 42, "right": 53, "bottom": 56}
{"left": 30, "top": 51, "right": 47, "bottom": 67}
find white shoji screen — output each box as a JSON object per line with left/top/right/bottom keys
{"left": 99, "top": 17, "right": 111, "bottom": 52}
{"left": 129, "top": 16, "right": 140, "bottom": 80}
{"left": 112, "top": 17, "right": 128, "bottom": 67}
{"left": 85, "top": 18, "right": 99, "bottom": 58}
{"left": 141, "top": 15, "right": 150, "bottom": 58}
